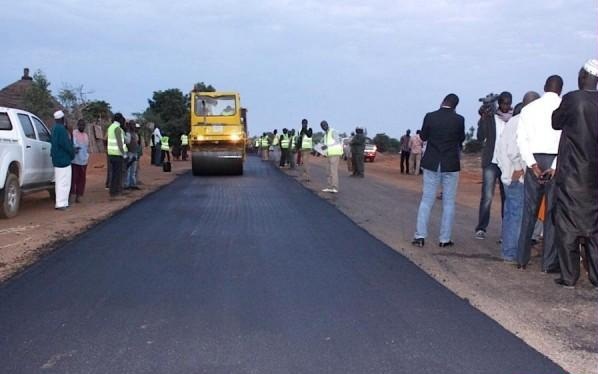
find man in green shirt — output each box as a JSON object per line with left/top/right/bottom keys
{"left": 50, "top": 110, "right": 75, "bottom": 210}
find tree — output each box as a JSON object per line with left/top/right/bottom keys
{"left": 57, "top": 84, "right": 93, "bottom": 120}
{"left": 147, "top": 88, "right": 190, "bottom": 137}
{"left": 22, "top": 70, "right": 54, "bottom": 120}
{"left": 388, "top": 138, "right": 401, "bottom": 153}
{"left": 373, "top": 133, "right": 391, "bottom": 153}
{"left": 193, "top": 82, "right": 216, "bottom": 92}
{"left": 312, "top": 131, "right": 324, "bottom": 144}
{"left": 82, "top": 100, "right": 112, "bottom": 123}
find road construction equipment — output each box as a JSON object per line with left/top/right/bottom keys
{"left": 190, "top": 89, "right": 247, "bottom": 175}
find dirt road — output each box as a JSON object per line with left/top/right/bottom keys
{"left": 282, "top": 152, "right": 597, "bottom": 374}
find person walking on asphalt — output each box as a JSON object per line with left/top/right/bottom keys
{"left": 412, "top": 94, "right": 465, "bottom": 247}
{"left": 552, "top": 60, "right": 598, "bottom": 288}
{"left": 260, "top": 132, "right": 270, "bottom": 161}
{"left": 409, "top": 130, "right": 424, "bottom": 175}
{"left": 495, "top": 92, "right": 540, "bottom": 263}
{"left": 320, "top": 120, "right": 343, "bottom": 193}
{"left": 50, "top": 110, "right": 75, "bottom": 210}
{"left": 106, "top": 113, "right": 127, "bottom": 199}
{"left": 516, "top": 75, "right": 563, "bottom": 272}
{"left": 71, "top": 119, "right": 89, "bottom": 203}
{"left": 279, "top": 128, "right": 290, "bottom": 167}
{"left": 399, "top": 129, "right": 411, "bottom": 174}
{"left": 297, "top": 119, "right": 313, "bottom": 181}
{"left": 350, "top": 127, "right": 366, "bottom": 177}
{"left": 474, "top": 91, "right": 512, "bottom": 240}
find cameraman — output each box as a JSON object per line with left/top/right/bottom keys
{"left": 474, "top": 91, "right": 512, "bottom": 240}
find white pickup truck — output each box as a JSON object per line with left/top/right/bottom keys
{"left": 0, "top": 107, "right": 55, "bottom": 218}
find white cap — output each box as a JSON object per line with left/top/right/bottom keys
{"left": 135, "top": 123, "right": 141, "bottom": 128}
{"left": 583, "top": 59, "right": 598, "bottom": 77}
{"left": 53, "top": 110, "right": 65, "bottom": 119}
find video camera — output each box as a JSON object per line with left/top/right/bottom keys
{"left": 478, "top": 93, "right": 499, "bottom": 118}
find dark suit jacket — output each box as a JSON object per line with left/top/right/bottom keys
{"left": 477, "top": 115, "right": 497, "bottom": 168}
{"left": 420, "top": 107, "right": 465, "bottom": 172}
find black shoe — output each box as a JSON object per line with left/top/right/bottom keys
{"left": 411, "top": 238, "right": 425, "bottom": 247}
{"left": 542, "top": 267, "right": 561, "bottom": 274}
{"left": 517, "top": 264, "right": 527, "bottom": 270}
{"left": 554, "top": 278, "right": 575, "bottom": 288}
{"left": 439, "top": 241, "right": 454, "bottom": 248}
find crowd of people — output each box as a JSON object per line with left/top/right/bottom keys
{"left": 410, "top": 59, "right": 597, "bottom": 289}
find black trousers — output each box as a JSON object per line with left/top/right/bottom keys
{"left": 517, "top": 154, "right": 559, "bottom": 271}
{"left": 150, "top": 146, "right": 156, "bottom": 165}
{"left": 108, "top": 156, "right": 123, "bottom": 196}
{"left": 400, "top": 151, "right": 410, "bottom": 173}
{"left": 181, "top": 145, "right": 188, "bottom": 161}
{"left": 555, "top": 219, "right": 598, "bottom": 286}
{"left": 280, "top": 148, "right": 289, "bottom": 167}
{"left": 352, "top": 153, "right": 364, "bottom": 176}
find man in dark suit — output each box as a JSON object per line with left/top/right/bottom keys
{"left": 412, "top": 94, "right": 465, "bottom": 248}
{"left": 474, "top": 92, "right": 512, "bottom": 240}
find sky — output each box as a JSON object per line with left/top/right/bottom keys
{"left": 1, "top": 0, "right": 596, "bottom": 138}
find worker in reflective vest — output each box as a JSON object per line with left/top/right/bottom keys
{"left": 279, "top": 128, "right": 290, "bottom": 167}
{"left": 289, "top": 129, "right": 297, "bottom": 169}
{"left": 260, "top": 132, "right": 270, "bottom": 161}
{"left": 161, "top": 134, "right": 171, "bottom": 163}
{"left": 107, "top": 113, "right": 128, "bottom": 198}
{"left": 180, "top": 133, "right": 189, "bottom": 161}
{"left": 320, "top": 120, "right": 343, "bottom": 193}
{"left": 298, "top": 119, "right": 313, "bottom": 181}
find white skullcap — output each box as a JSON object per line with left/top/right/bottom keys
{"left": 53, "top": 110, "right": 65, "bottom": 119}
{"left": 135, "top": 123, "right": 141, "bottom": 128}
{"left": 583, "top": 59, "right": 598, "bottom": 77}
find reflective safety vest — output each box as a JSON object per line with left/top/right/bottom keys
{"left": 181, "top": 134, "right": 189, "bottom": 146}
{"left": 290, "top": 135, "right": 297, "bottom": 149}
{"left": 260, "top": 136, "right": 269, "bottom": 148}
{"left": 107, "top": 122, "right": 126, "bottom": 156}
{"left": 272, "top": 135, "right": 279, "bottom": 146}
{"left": 161, "top": 136, "right": 170, "bottom": 151}
{"left": 254, "top": 139, "right": 260, "bottom": 147}
{"left": 280, "top": 134, "right": 290, "bottom": 149}
{"left": 326, "top": 129, "right": 343, "bottom": 156}
{"left": 301, "top": 135, "right": 313, "bottom": 150}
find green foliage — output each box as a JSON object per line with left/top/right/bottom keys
{"left": 463, "top": 139, "right": 483, "bottom": 154}
{"left": 193, "top": 82, "right": 216, "bottom": 92}
{"left": 373, "top": 133, "right": 391, "bottom": 153}
{"left": 22, "top": 70, "right": 54, "bottom": 120}
{"left": 82, "top": 100, "right": 112, "bottom": 122}
{"left": 388, "top": 138, "right": 401, "bottom": 152}
{"left": 147, "top": 88, "right": 190, "bottom": 137}
{"left": 312, "top": 131, "right": 324, "bottom": 144}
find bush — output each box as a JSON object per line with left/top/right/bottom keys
{"left": 463, "top": 139, "right": 483, "bottom": 154}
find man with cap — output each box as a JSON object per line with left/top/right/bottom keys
{"left": 516, "top": 75, "right": 563, "bottom": 272}
{"left": 50, "top": 110, "right": 75, "bottom": 210}
{"left": 320, "top": 120, "right": 343, "bottom": 193}
{"left": 551, "top": 59, "right": 598, "bottom": 288}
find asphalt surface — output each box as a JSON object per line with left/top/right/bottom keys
{"left": 0, "top": 156, "right": 565, "bottom": 374}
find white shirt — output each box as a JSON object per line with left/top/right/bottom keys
{"left": 516, "top": 92, "right": 562, "bottom": 169}
{"left": 153, "top": 128, "right": 162, "bottom": 144}
{"left": 491, "top": 114, "right": 507, "bottom": 164}
{"left": 496, "top": 115, "right": 526, "bottom": 186}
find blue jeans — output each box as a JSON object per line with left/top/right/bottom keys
{"left": 415, "top": 167, "right": 459, "bottom": 243}
{"left": 125, "top": 157, "right": 138, "bottom": 188}
{"left": 475, "top": 163, "right": 505, "bottom": 232}
{"left": 501, "top": 181, "right": 524, "bottom": 260}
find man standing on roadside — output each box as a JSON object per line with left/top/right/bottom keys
{"left": 320, "top": 120, "right": 343, "bottom": 193}
{"left": 152, "top": 125, "right": 162, "bottom": 166}
{"left": 50, "top": 110, "right": 75, "bottom": 210}
{"left": 516, "top": 75, "right": 563, "bottom": 272}
{"left": 279, "top": 128, "right": 290, "bottom": 167}
{"left": 297, "top": 119, "right": 313, "bottom": 181}
{"left": 552, "top": 60, "right": 598, "bottom": 288}
{"left": 107, "top": 113, "right": 127, "bottom": 199}
{"left": 399, "top": 129, "right": 411, "bottom": 174}
{"left": 71, "top": 119, "right": 89, "bottom": 203}
{"left": 474, "top": 91, "right": 512, "bottom": 240}
{"left": 495, "top": 92, "right": 540, "bottom": 263}
{"left": 412, "top": 94, "right": 465, "bottom": 248}
{"left": 350, "top": 127, "right": 366, "bottom": 177}
{"left": 409, "top": 129, "right": 424, "bottom": 175}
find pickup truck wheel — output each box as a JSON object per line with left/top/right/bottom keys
{"left": 1, "top": 173, "right": 21, "bottom": 219}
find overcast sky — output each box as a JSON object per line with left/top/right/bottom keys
{"left": 1, "top": 0, "right": 596, "bottom": 137}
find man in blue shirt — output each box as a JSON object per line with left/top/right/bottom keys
{"left": 50, "top": 110, "right": 75, "bottom": 210}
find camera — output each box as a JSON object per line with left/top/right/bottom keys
{"left": 478, "top": 93, "right": 499, "bottom": 118}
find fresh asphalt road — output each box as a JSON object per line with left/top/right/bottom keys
{"left": 0, "top": 156, "right": 565, "bottom": 374}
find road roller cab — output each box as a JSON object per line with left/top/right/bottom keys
{"left": 190, "top": 90, "right": 247, "bottom": 175}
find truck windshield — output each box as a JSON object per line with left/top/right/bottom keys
{"left": 195, "top": 96, "right": 236, "bottom": 116}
